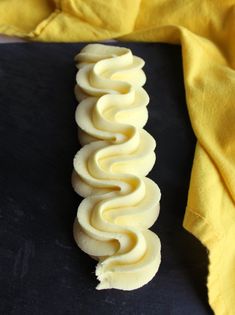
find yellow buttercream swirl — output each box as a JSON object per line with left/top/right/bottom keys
{"left": 72, "top": 44, "right": 161, "bottom": 290}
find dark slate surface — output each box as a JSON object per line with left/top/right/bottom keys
{"left": 0, "top": 42, "right": 212, "bottom": 315}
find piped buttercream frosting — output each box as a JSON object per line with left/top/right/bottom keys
{"left": 72, "top": 44, "right": 161, "bottom": 290}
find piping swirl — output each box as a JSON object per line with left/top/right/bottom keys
{"left": 73, "top": 44, "right": 161, "bottom": 290}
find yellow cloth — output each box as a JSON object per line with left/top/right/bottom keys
{"left": 1, "top": 1, "right": 234, "bottom": 313}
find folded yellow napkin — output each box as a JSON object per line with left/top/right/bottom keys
{"left": 1, "top": 1, "right": 234, "bottom": 314}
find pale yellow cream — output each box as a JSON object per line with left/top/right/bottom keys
{"left": 73, "top": 44, "right": 161, "bottom": 290}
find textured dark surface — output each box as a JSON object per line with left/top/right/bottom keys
{"left": 0, "top": 43, "right": 212, "bottom": 315}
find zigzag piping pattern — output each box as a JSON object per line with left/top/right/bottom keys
{"left": 72, "top": 44, "right": 161, "bottom": 290}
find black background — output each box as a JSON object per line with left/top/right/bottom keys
{"left": 0, "top": 43, "right": 212, "bottom": 315}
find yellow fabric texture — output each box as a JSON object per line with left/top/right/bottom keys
{"left": 1, "top": 1, "right": 234, "bottom": 314}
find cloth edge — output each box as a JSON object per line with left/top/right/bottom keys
{"left": 183, "top": 207, "right": 229, "bottom": 315}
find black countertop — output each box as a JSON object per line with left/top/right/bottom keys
{"left": 0, "top": 42, "right": 212, "bottom": 315}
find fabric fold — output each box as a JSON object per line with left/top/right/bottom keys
{"left": 184, "top": 143, "right": 235, "bottom": 315}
